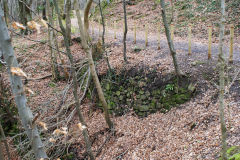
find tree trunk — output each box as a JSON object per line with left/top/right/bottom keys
{"left": 65, "top": 0, "right": 72, "bottom": 45}
{"left": 84, "top": 0, "right": 93, "bottom": 34}
{"left": 160, "top": 0, "right": 181, "bottom": 76}
{"left": 42, "top": 0, "right": 47, "bottom": 20}
{"left": 74, "top": 0, "right": 114, "bottom": 130}
{"left": 2, "top": 0, "right": 9, "bottom": 26}
{"left": 218, "top": 0, "right": 227, "bottom": 159}
{"left": 53, "top": 0, "right": 95, "bottom": 159}
{"left": 122, "top": 0, "right": 127, "bottom": 62}
{"left": 46, "top": 0, "right": 60, "bottom": 80}
{"left": 18, "top": 0, "right": 32, "bottom": 34}
{"left": 98, "top": 0, "right": 112, "bottom": 73}
{"left": 0, "top": 7, "right": 48, "bottom": 159}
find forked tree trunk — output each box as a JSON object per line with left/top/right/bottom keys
{"left": 53, "top": 0, "right": 95, "bottom": 159}
{"left": 0, "top": 7, "right": 47, "bottom": 159}
{"left": 160, "top": 0, "right": 181, "bottom": 76}
{"left": 218, "top": 0, "right": 227, "bottom": 159}
{"left": 46, "top": 0, "right": 60, "bottom": 80}
{"left": 122, "top": 0, "right": 127, "bottom": 62}
{"left": 84, "top": 0, "right": 93, "bottom": 34}
{"left": 74, "top": 0, "right": 114, "bottom": 130}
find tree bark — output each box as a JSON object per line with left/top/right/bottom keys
{"left": 0, "top": 7, "right": 48, "bottom": 159}
{"left": 53, "top": 0, "right": 95, "bottom": 159}
{"left": 122, "top": 0, "right": 127, "bottom": 62}
{"left": 98, "top": 0, "right": 112, "bottom": 72}
{"left": 84, "top": 0, "right": 93, "bottom": 34}
{"left": 74, "top": 0, "right": 114, "bottom": 130}
{"left": 160, "top": 0, "right": 181, "bottom": 76}
{"left": 46, "top": 0, "right": 60, "bottom": 80}
{"left": 218, "top": 0, "right": 227, "bottom": 159}
{"left": 65, "top": 0, "right": 72, "bottom": 45}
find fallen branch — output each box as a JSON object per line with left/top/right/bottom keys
{"left": 28, "top": 74, "right": 52, "bottom": 81}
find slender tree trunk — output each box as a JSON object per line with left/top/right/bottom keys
{"left": 3, "top": 0, "right": 9, "bottom": 26}
{"left": 122, "top": 0, "right": 127, "bottom": 62}
{"left": 218, "top": 0, "right": 227, "bottom": 159}
{"left": 84, "top": 0, "right": 93, "bottom": 34}
{"left": 42, "top": 0, "right": 47, "bottom": 20}
{"left": 46, "top": 0, "right": 60, "bottom": 81}
{"left": 74, "top": 0, "right": 114, "bottom": 130}
{"left": 0, "top": 7, "right": 48, "bottom": 159}
{"left": 0, "top": 122, "right": 11, "bottom": 160}
{"left": 98, "top": 0, "right": 112, "bottom": 72}
{"left": 65, "top": 0, "right": 72, "bottom": 45}
{"left": 160, "top": 0, "right": 181, "bottom": 76}
{"left": 18, "top": 0, "right": 32, "bottom": 34}
{"left": 53, "top": 1, "right": 95, "bottom": 159}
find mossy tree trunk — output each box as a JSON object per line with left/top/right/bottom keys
{"left": 218, "top": 0, "right": 227, "bottom": 159}
{"left": 160, "top": 0, "right": 182, "bottom": 77}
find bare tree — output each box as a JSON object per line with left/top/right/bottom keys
{"left": 74, "top": 0, "right": 114, "bottom": 130}
{"left": 123, "top": 0, "right": 128, "bottom": 62}
{"left": 53, "top": 0, "right": 95, "bottom": 159}
{"left": 218, "top": 0, "right": 227, "bottom": 159}
{"left": 0, "top": 6, "right": 47, "bottom": 159}
{"left": 160, "top": 0, "right": 182, "bottom": 76}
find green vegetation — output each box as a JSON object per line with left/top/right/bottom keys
{"left": 98, "top": 67, "right": 195, "bottom": 117}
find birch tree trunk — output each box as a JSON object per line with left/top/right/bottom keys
{"left": 46, "top": 0, "right": 60, "bottom": 80}
{"left": 0, "top": 7, "right": 48, "bottom": 159}
{"left": 53, "top": 0, "right": 95, "bottom": 159}
{"left": 160, "top": 0, "right": 182, "bottom": 76}
{"left": 122, "top": 0, "right": 127, "bottom": 62}
{"left": 218, "top": 0, "right": 227, "bottom": 159}
{"left": 74, "top": 0, "right": 114, "bottom": 129}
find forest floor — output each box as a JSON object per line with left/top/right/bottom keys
{"left": 3, "top": 1, "right": 240, "bottom": 160}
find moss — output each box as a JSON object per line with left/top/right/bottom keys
{"left": 99, "top": 67, "right": 194, "bottom": 117}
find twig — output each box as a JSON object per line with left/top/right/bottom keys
{"left": 113, "top": 148, "right": 129, "bottom": 160}
{"left": 28, "top": 74, "right": 52, "bottom": 81}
